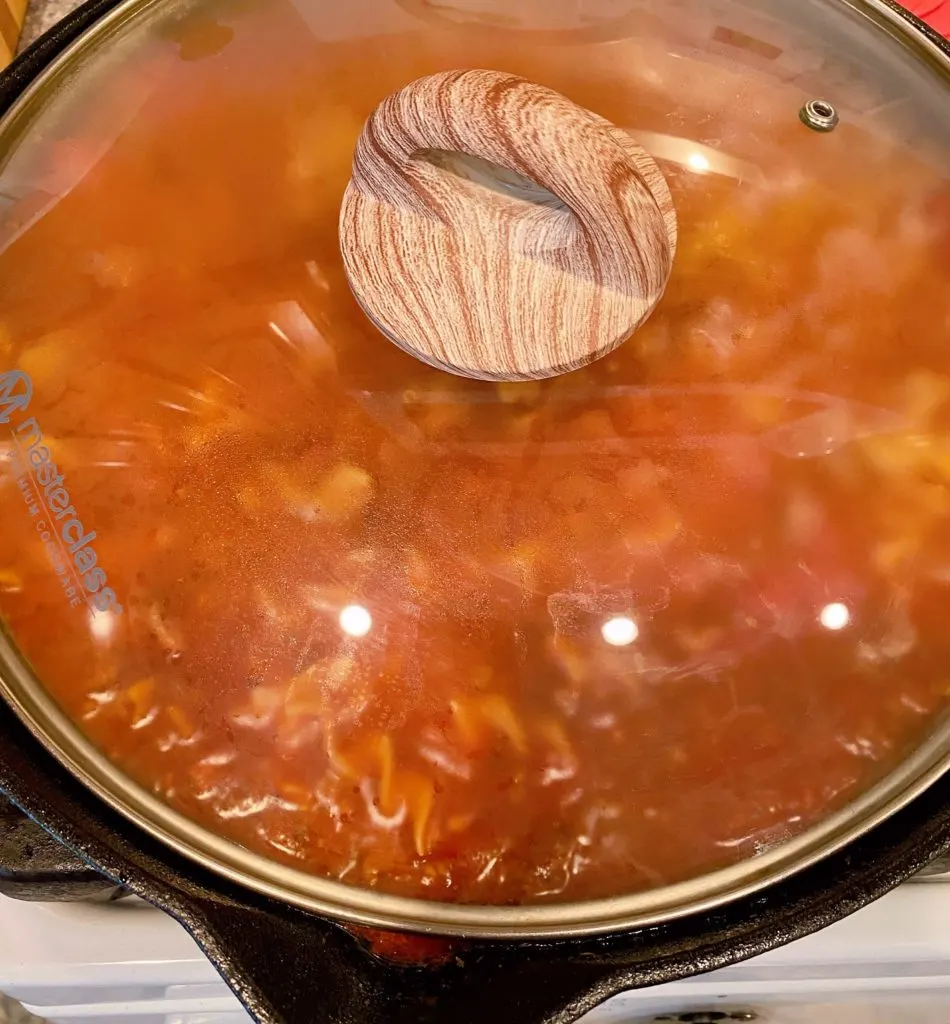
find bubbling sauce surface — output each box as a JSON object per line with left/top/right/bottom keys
{"left": 1, "top": 0, "right": 950, "bottom": 904}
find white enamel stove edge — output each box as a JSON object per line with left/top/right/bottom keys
{"left": 2, "top": 876, "right": 950, "bottom": 1023}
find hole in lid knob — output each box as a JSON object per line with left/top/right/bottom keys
{"left": 412, "top": 149, "right": 568, "bottom": 211}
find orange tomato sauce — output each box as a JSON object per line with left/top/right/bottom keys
{"left": 1, "top": 0, "right": 950, "bottom": 904}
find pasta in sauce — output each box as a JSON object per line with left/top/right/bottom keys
{"left": 1, "top": 0, "right": 950, "bottom": 905}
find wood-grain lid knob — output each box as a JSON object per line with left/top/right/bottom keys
{"left": 339, "top": 69, "right": 677, "bottom": 382}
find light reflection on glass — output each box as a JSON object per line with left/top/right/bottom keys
{"left": 819, "top": 602, "right": 851, "bottom": 631}
{"left": 601, "top": 615, "right": 639, "bottom": 646}
{"left": 686, "top": 152, "right": 711, "bottom": 173}
{"left": 89, "top": 609, "right": 116, "bottom": 642}
{"left": 339, "top": 603, "right": 373, "bottom": 638}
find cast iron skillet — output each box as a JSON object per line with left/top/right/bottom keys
{"left": 3, "top": 3, "right": 950, "bottom": 1021}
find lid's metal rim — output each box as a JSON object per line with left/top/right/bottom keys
{"left": 1, "top": 0, "right": 950, "bottom": 939}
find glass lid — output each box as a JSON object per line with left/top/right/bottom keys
{"left": 1, "top": 0, "right": 950, "bottom": 923}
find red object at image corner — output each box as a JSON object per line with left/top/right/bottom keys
{"left": 903, "top": 0, "right": 950, "bottom": 36}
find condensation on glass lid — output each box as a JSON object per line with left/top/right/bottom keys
{"left": 0, "top": 0, "right": 949, "bottom": 910}
{"left": 392, "top": 0, "right": 659, "bottom": 38}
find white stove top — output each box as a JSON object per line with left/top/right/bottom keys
{"left": 2, "top": 876, "right": 950, "bottom": 1023}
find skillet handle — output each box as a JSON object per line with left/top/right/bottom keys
{"left": 174, "top": 895, "right": 623, "bottom": 1024}
{"left": 0, "top": 796, "right": 125, "bottom": 901}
